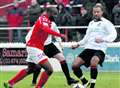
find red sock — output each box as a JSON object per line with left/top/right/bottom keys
{"left": 36, "top": 71, "right": 49, "bottom": 88}
{"left": 8, "top": 69, "right": 27, "bottom": 86}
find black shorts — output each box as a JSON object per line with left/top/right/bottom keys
{"left": 44, "top": 43, "right": 61, "bottom": 58}
{"left": 78, "top": 49, "right": 105, "bottom": 67}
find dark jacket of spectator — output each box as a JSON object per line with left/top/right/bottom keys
{"left": 75, "top": 7, "right": 92, "bottom": 37}
{"left": 112, "top": 1, "right": 120, "bottom": 25}
{"left": 26, "top": 3, "right": 42, "bottom": 26}
{"left": 56, "top": 3, "right": 73, "bottom": 26}
{"left": 103, "top": 0, "right": 119, "bottom": 22}
{"left": 112, "top": 0, "right": 120, "bottom": 41}
{"left": 83, "top": 0, "right": 98, "bottom": 12}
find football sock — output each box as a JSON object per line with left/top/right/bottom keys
{"left": 32, "top": 66, "right": 41, "bottom": 84}
{"left": 8, "top": 69, "right": 27, "bottom": 86}
{"left": 73, "top": 67, "right": 88, "bottom": 84}
{"left": 90, "top": 66, "right": 98, "bottom": 88}
{"left": 36, "top": 71, "right": 49, "bottom": 88}
{"left": 60, "top": 60, "right": 71, "bottom": 80}
{"left": 90, "top": 79, "right": 96, "bottom": 88}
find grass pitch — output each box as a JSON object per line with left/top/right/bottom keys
{"left": 0, "top": 71, "right": 120, "bottom": 88}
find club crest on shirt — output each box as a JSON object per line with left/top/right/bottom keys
{"left": 97, "top": 23, "right": 101, "bottom": 26}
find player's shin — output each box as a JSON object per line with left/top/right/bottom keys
{"left": 60, "top": 60, "right": 79, "bottom": 85}
{"left": 90, "top": 66, "right": 98, "bottom": 88}
{"left": 36, "top": 60, "right": 53, "bottom": 88}
{"left": 60, "top": 60, "right": 71, "bottom": 80}
{"left": 72, "top": 66, "right": 88, "bottom": 85}
{"left": 32, "top": 66, "right": 41, "bottom": 85}
{"left": 8, "top": 69, "right": 28, "bottom": 86}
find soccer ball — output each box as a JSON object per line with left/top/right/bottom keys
{"left": 72, "top": 83, "right": 84, "bottom": 88}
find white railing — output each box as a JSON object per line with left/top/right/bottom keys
{"left": 0, "top": 26, "right": 120, "bottom": 72}
{"left": 0, "top": 26, "right": 119, "bottom": 42}
{"left": 0, "top": 25, "right": 120, "bottom": 30}
{"left": 0, "top": 0, "right": 26, "bottom": 9}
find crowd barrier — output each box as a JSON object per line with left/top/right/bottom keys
{"left": 0, "top": 42, "right": 120, "bottom": 72}
{"left": 0, "top": 26, "right": 120, "bottom": 71}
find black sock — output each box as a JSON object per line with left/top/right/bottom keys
{"left": 32, "top": 66, "right": 41, "bottom": 84}
{"left": 60, "top": 60, "right": 71, "bottom": 80}
{"left": 90, "top": 66, "right": 98, "bottom": 88}
{"left": 73, "top": 66, "right": 88, "bottom": 84}
{"left": 90, "top": 83, "right": 95, "bottom": 88}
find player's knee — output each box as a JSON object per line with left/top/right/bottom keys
{"left": 26, "top": 67, "right": 34, "bottom": 74}
{"left": 46, "top": 68, "right": 53, "bottom": 76}
{"left": 91, "top": 56, "right": 99, "bottom": 67}
{"left": 72, "top": 63, "right": 79, "bottom": 71}
{"left": 34, "top": 65, "right": 41, "bottom": 71}
{"left": 90, "top": 62, "right": 98, "bottom": 67}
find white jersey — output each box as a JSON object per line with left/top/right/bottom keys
{"left": 44, "top": 22, "right": 62, "bottom": 45}
{"left": 78, "top": 17, "right": 117, "bottom": 52}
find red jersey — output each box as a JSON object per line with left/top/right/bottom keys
{"left": 26, "top": 15, "right": 62, "bottom": 50}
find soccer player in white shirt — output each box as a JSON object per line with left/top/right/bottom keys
{"left": 71, "top": 3, "right": 117, "bottom": 88}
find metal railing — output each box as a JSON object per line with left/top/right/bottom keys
{"left": 0, "top": 25, "right": 120, "bottom": 42}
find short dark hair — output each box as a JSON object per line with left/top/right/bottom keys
{"left": 46, "top": 7, "right": 58, "bottom": 15}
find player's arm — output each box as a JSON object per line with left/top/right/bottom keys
{"left": 50, "top": 22, "right": 63, "bottom": 49}
{"left": 72, "top": 25, "right": 90, "bottom": 49}
{"left": 102, "top": 22, "right": 117, "bottom": 42}
{"left": 95, "top": 22, "right": 117, "bottom": 43}
{"left": 51, "top": 22, "right": 62, "bottom": 42}
{"left": 39, "top": 20, "right": 65, "bottom": 38}
{"left": 43, "top": 26, "right": 65, "bottom": 38}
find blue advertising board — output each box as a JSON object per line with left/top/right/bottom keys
{"left": 63, "top": 47, "right": 120, "bottom": 72}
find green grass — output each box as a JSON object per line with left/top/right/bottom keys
{"left": 0, "top": 71, "right": 120, "bottom": 88}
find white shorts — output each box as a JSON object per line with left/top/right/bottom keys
{"left": 26, "top": 46, "right": 48, "bottom": 64}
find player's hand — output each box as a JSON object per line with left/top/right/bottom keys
{"left": 71, "top": 44, "right": 80, "bottom": 49}
{"left": 95, "top": 37, "right": 104, "bottom": 43}
{"left": 61, "top": 34, "right": 67, "bottom": 39}
{"left": 59, "top": 42, "right": 63, "bottom": 50}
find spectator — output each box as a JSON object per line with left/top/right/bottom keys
{"left": 113, "top": 0, "right": 120, "bottom": 25}
{"left": 26, "top": 0, "right": 42, "bottom": 26}
{"left": 83, "top": 0, "right": 98, "bottom": 12}
{"left": 75, "top": 6, "right": 92, "bottom": 41}
{"left": 103, "top": 0, "right": 119, "bottom": 22}
{"left": 56, "top": 3, "right": 73, "bottom": 41}
{"left": 112, "top": 0, "right": 120, "bottom": 41}
{"left": 7, "top": 0, "right": 24, "bottom": 42}
{"left": 56, "top": 3, "right": 66, "bottom": 26}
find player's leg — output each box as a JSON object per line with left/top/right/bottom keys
{"left": 54, "top": 53, "right": 79, "bottom": 85}
{"left": 90, "top": 51, "right": 105, "bottom": 88}
{"left": 90, "top": 56, "right": 99, "bottom": 88}
{"left": 4, "top": 62, "right": 36, "bottom": 88}
{"left": 72, "top": 56, "right": 88, "bottom": 86}
{"left": 35, "top": 59, "right": 53, "bottom": 88}
{"left": 32, "top": 65, "right": 41, "bottom": 86}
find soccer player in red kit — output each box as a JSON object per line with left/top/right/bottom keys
{"left": 4, "top": 7, "right": 65, "bottom": 88}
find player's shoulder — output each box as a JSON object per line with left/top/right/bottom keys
{"left": 101, "top": 17, "right": 112, "bottom": 23}
{"left": 101, "top": 17, "right": 114, "bottom": 26}
{"left": 88, "top": 20, "right": 94, "bottom": 25}
{"left": 38, "top": 15, "right": 51, "bottom": 27}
